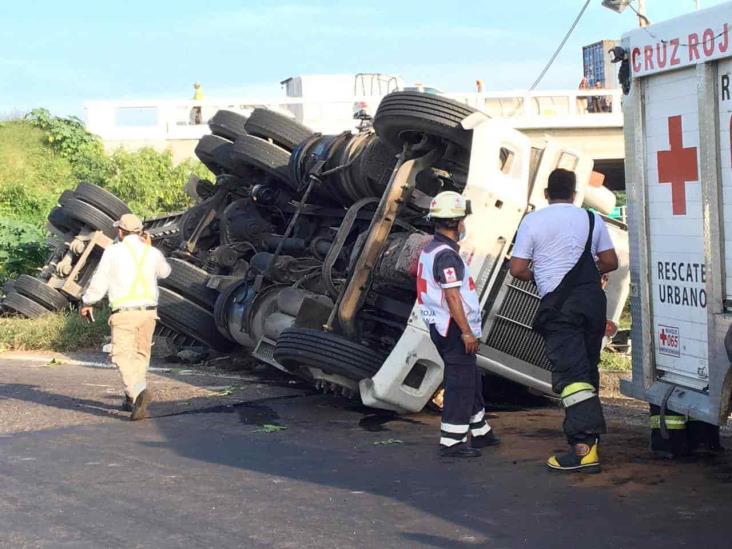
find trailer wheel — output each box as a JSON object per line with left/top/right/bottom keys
{"left": 209, "top": 110, "right": 248, "bottom": 141}
{"left": 14, "top": 275, "right": 68, "bottom": 311}
{"left": 2, "top": 291, "right": 53, "bottom": 318}
{"left": 61, "top": 197, "right": 116, "bottom": 237}
{"left": 273, "top": 328, "right": 386, "bottom": 380}
{"left": 244, "top": 108, "right": 314, "bottom": 152}
{"left": 48, "top": 206, "right": 81, "bottom": 235}
{"left": 195, "top": 135, "right": 235, "bottom": 175}
{"left": 74, "top": 182, "right": 131, "bottom": 220}
{"left": 157, "top": 287, "right": 236, "bottom": 352}
{"left": 373, "top": 91, "right": 476, "bottom": 154}
{"left": 159, "top": 258, "right": 219, "bottom": 310}
{"left": 230, "top": 135, "right": 293, "bottom": 189}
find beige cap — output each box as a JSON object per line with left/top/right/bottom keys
{"left": 113, "top": 213, "right": 143, "bottom": 233}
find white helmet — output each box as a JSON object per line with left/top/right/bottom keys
{"left": 428, "top": 191, "right": 471, "bottom": 219}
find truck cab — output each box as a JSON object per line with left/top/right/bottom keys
{"left": 349, "top": 103, "right": 629, "bottom": 412}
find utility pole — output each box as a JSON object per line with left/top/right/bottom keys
{"left": 637, "top": 0, "right": 648, "bottom": 27}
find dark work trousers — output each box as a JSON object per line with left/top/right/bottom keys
{"left": 430, "top": 322, "right": 490, "bottom": 447}
{"left": 542, "top": 283, "right": 608, "bottom": 444}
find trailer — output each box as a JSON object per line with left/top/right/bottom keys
{"left": 620, "top": 2, "right": 732, "bottom": 431}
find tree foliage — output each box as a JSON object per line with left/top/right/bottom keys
{"left": 0, "top": 110, "right": 210, "bottom": 283}
{"left": 0, "top": 219, "right": 49, "bottom": 284}
{"left": 25, "top": 108, "right": 104, "bottom": 164}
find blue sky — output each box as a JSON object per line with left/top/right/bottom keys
{"left": 0, "top": 0, "right": 726, "bottom": 117}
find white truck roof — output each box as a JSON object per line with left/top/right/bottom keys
{"left": 621, "top": 2, "right": 732, "bottom": 423}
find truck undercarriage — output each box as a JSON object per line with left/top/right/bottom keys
{"left": 1, "top": 92, "right": 630, "bottom": 413}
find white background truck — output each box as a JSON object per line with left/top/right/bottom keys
{"left": 621, "top": 2, "right": 732, "bottom": 425}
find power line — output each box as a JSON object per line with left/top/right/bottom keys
{"left": 627, "top": 2, "right": 651, "bottom": 27}
{"left": 529, "top": 0, "right": 592, "bottom": 90}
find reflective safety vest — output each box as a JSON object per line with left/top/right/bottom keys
{"left": 417, "top": 243, "right": 482, "bottom": 337}
{"left": 650, "top": 414, "right": 687, "bottom": 430}
{"left": 110, "top": 240, "right": 155, "bottom": 310}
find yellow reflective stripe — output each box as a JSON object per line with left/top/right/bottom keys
{"left": 560, "top": 382, "right": 596, "bottom": 399}
{"left": 650, "top": 415, "right": 687, "bottom": 430}
{"left": 112, "top": 241, "right": 154, "bottom": 308}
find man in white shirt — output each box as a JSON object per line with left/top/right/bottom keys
{"left": 510, "top": 169, "right": 618, "bottom": 473}
{"left": 81, "top": 213, "right": 171, "bottom": 420}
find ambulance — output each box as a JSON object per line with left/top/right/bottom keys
{"left": 620, "top": 2, "right": 732, "bottom": 428}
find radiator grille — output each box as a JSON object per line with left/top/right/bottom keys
{"left": 484, "top": 276, "right": 553, "bottom": 370}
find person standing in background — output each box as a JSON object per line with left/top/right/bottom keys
{"left": 191, "top": 82, "right": 204, "bottom": 124}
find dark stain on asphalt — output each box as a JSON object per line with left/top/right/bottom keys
{"left": 358, "top": 413, "right": 425, "bottom": 432}
{"left": 151, "top": 392, "right": 313, "bottom": 423}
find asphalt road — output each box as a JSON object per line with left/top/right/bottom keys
{"left": 2, "top": 353, "right": 732, "bottom": 549}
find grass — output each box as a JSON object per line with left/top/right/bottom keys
{"left": 600, "top": 351, "right": 631, "bottom": 372}
{"left": 0, "top": 307, "right": 111, "bottom": 352}
{"left": 0, "top": 121, "right": 74, "bottom": 226}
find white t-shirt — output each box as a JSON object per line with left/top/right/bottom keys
{"left": 512, "top": 204, "right": 615, "bottom": 297}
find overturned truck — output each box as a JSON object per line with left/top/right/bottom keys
{"left": 1, "top": 93, "right": 630, "bottom": 413}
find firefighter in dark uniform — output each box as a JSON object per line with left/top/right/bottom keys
{"left": 510, "top": 169, "right": 618, "bottom": 473}
{"left": 418, "top": 191, "right": 501, "bottom": 458}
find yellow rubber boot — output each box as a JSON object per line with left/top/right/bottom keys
{"left": 546, "top": 438, "right": 601, "bottom": 474}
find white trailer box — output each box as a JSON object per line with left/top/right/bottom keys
{"left": 621, "top": 2, "right": 732, "bottom": 424}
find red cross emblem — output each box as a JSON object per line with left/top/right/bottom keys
{"left": 416, "top": 262, "right": 428, "bottom": 304}
{"left": 657, "top": 115, "right": 699, "bottom": 216}
{"left": 660, "top": 329, "right": 668, "bottom": 345}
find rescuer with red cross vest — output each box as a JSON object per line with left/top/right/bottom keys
{"left": 418, "top": 191, "right": 500, "bottom": 458}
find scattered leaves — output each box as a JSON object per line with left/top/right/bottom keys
{"left": 255, "top": 424, "right": 288, "bottom": 433}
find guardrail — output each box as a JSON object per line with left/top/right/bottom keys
{"left": 85, "top": 89, "right": 624, "bottom": 142}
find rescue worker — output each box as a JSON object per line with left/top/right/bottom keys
{"left": 192, "top": 82, "right": 204, "bottom": 101}
{"left": 191, "top": 82, "right": 204, "bottom": 125}
{"left": 418, "top": 191, "right": 500, "bottom": 458}
{"left": 510, "top": 169, "right": 618, "bottom": 473}
{"left": 80, "top": 214, "right": 171, "bottom": 421}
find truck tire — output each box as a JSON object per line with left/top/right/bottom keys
{"left": 159, "top": 258, "right": 218, "bottom": 310}
{"left": 373, "top": 91, "right": 476, "bottom": 153}
{"left": 58, "top": 190, "right": 76, "bottom": 206}
{"left": 157, "top": 287, "right": 236, "bottom": 352}
{"left": 61, "top": 197, "right": 116, "bottom": 237}
{"left": 74, "top": 182, "right": 131, "bottom": 220}
{"left": 273, "top": 328, "right": 386, "bottom": 380}
{"left": 195, "top": 135, "right": 235, "bottom": 175}
{"left": 230, "top": 135, "right": 293, "bottom": 188}
{"left": 3, "top": 291, "right": 53, "bottom": 318}
{"left": 14, "top": 275, "right": 68, "bottom": 311}
{"left": 244, "top": 109, "right": 314, "bottom": 152}
{"left": 209, "top": 110, "right": 248, "bottom": 141}
{"left": 48, "top": 206, "right": 81, "bottom": 235}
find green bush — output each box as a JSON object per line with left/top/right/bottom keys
{"left": 0, "top": 110, "right": 211, "bottom": 287}
{"left": 25, "top": 108, "right": 105, "bottom": 165}
{"left": 79, "top": 147, "right": 203, "bottom": 218}
{"left": 0, "top": 219, "right": 49, "bottom": 285}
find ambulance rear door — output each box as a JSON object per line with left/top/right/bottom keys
{"left": 620, "top": 3, "right": 732, "bottom": 424}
